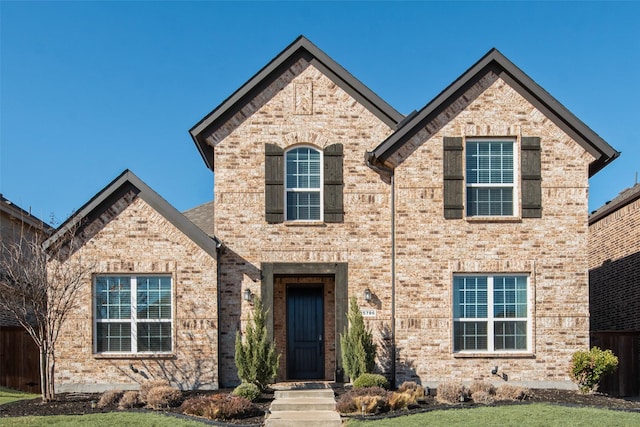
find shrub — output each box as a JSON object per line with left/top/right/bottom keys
{"left": 340, "top": 297, "right": 377, "bottom": 381}
{"left": 140, "top": 379, "right": 170, "bottom": 403}
{"left": 232, "top": 382, "right": 261, "bottom": 402}
{"left": 235, "top": 297, "right": 280, "bottom": 391}
{"left": 471, "top": 390, "right": 495, "bottom": 405}
{"left": 145, "top": 385, "right": 183, "bottom": 409}
{"left": 397, "top": 381, "right": 426, "bottom": 401}
{"left": 436, "top": 382, "right": 469, "bottom": 404}
{"left": 388, "top": 391, "right": 412, "bottom": 410}
{"left": 181, "top": 394, "right": 261, "bottom": 420}
{"left": 495, "top": 384, "right": 528, "bottom": 401}
{"left": 570, "top": 346, "right": 619, "bottom": 393}
{"left": 353, "top": 373, "right": 389, "bottom": 389}
{"left": 353, "top": 395, "right": 390, "bottom": 414}
{"left": 97, "top": 389, "right": 123, "bottom": 408}
{"left": 118, "top": 391, "right": 141, "bottom": 409}
{"left": 336, "top": 387, "right": 389, "bottom": 414}
{"left": 469, "top": 380, "right": 496, "bottom": 396}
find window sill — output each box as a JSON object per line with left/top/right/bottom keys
{"left": 453, "top": 352, "right": 534, "bottom": 359}
{"left": 284, "top": 221, "right": 326, "bottom": 227}
{"left": 93, "top": 353, "right": 176, "bottom": 360}
{"left": 465, "top": 216, "right": 522, "bottom": 224}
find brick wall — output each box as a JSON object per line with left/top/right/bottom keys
{"left": 213, "top": 62, "right": 595, "bottom": 389}
{"left": 589, "top": 196, "right": 640, "bottom": 331}
{"left": 55, "top": 196, "right": 218, "bottom": 392}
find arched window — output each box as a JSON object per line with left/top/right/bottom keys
{"left": 285, "top": 146, "right": 322, "bottom": 221}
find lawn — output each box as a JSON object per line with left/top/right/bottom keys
{"left": 345, "top": 403, "right": 640, "bottom": 427}
{"left": 0, "top": 412, "right": 208, "bottom": 426}
{"left": 0, "top": 387, "right": 40, "bottom": 405}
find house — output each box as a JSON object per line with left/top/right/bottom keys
{"left": 52, "top": 36, "right": 618, "bottom": 392}
{"left": 589, "top": 183, "right": 640, "bottom": 396}
{"left": 0, "top": 195, "right": 52, "bottom": 392}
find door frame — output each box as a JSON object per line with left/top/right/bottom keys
{"left": 261, "top": 262, "right": 348, "bottom": 382}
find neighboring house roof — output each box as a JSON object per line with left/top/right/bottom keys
{"left": 45, "top": 170, "right": 219, "bottom": 258}
{"left": 369, "top": 48, "right": 619, "bottom": 177}
{"left": 183, "top": 201, "right": 214, "bottom": 237}
{"left": 189, "top": 35, "right": 405, "bottom": 171}
{"left": 0, "top": 194, "right": 53, "bottom": 234}
{"left": 589, "top": 183, "right": 640, "bottom": 225}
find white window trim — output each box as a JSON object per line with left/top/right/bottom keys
{"left": 453, "top": 274, "right": 531, "bottom": 354}
{"left": 465, "top": 138, "right": 519, "bottom": 218}
{"left": 284, "top": 145, "right": 324, "bottom": 222}
{"left": 93, "top": 275, "right": 173, "bottom": 355}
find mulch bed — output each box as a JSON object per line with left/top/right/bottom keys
{"left": 1, "top": 387, "right": 640, "bottom": 425}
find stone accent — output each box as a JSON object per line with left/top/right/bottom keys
{"left": 55, "top": 196, "right": 218, "bottom": 392}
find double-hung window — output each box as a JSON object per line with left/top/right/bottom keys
{"left": 466, "top": 140, "right": 515, "bottom": 216}
{"left": 285, "top": 146, "right": 322, "bottom": 221}
{"left": 95, "top": 275, "right": 172, "bottom": 354}
{"left": 453, "top": 275, "right": 529, "bottom": 352}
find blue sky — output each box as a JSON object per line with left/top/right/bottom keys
{"left": 1, "top": 1, "right": 638, "bottom": 225}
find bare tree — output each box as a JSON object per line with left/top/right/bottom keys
{"left": 0, "top": 220, "right": 92, "bottom": 401}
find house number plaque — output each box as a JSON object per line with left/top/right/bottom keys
{"left": 361, "top": 309, "right": 377, "bottom": 317}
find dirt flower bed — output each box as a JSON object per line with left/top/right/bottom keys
{"left": 0, "top": 389, "right": 273, "bottom": 426}
{"left": 1, "top": 387, "right": 640, "bottom": 425}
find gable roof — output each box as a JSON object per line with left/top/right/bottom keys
{"left": 589, "top": 183, "right": 640, "bottom": 225}
{"left": 45, "top": 170, "right": 218, "bottom": 258}
{"left": 190, "top": 35, "right": 404, "bottom": 171}
{"left": 1, "top": 194, "right": 53, "bottom": 234}
{"left": 183, "top": 200, "right": 214, "bottom": 237}
{"left": 369, "top": 48, "right": 619, "bottom": 177}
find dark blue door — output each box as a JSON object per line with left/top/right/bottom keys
{"left": 287, "top": 286, "right": 324, "bottom": 379}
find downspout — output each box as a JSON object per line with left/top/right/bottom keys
{"left": 214, "top": 237, "right": 225, "bottom": 389}
{"left": 364, "top": 152, "right": 396, "bottom": 389}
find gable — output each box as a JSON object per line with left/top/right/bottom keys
{"left": 45, "top": 170, "right": 218, "bottom": 259}
{"left": 369, "top": 49, "right": 619, "bottom": 177}
{"left": 190, "top": 36, "right": 403, "bottom": 171}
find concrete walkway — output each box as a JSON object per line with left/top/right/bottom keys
{"left": 265, "top": 383, "right": 342, "bottom": 427}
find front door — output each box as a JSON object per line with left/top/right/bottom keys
{"left": 287, "top": 285, "right": 324, "bottom": 380}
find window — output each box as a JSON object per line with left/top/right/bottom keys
{"left": 453, "top": 275, "right": 529, "bottom": 352}
{"left": 95, "top": 276, "right": 172, "bottom": 354}
{"left": 466, "top": 140, "right": 515, "bottom": 216}
{"left": 285, "top": 146, "right": 322, "bottom": 221}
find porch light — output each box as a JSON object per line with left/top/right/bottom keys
{"left": 364, "top": 288, "right": 372, "bottom": 302}
{"left": 243, "top": 288, "right": 254, "bottom": 303}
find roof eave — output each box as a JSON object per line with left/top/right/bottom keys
{"left": 189, "top": 35, "right": 404, "bottom": 171}
{"left": 371, "top": 48, "right": 619, "bottom": 177}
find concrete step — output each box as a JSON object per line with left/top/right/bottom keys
{"left": 265, "top": 410, "right": 342, "bottom": 427}
{"left": 270, "top": 396, "right": 336, "bottom": 411}
{"left": 275, "top": 389, "right": 335, "bottom": 399}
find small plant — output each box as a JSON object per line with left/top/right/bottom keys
{"left": 495, "top": 384, "right": 528, "bottom": 401}
{"left": 353, "top": 394, "right": 390, "bottom": 414}
{"left": 436, "top": 382, "right": 470, "bottom": 404}
{"left": 353, "top": 373, "right": 390, "bottom": 389}
{"left": 180, "top": 394, "right": 261, "bottom": 420}
{"left": 232, "top": 382, "right": 261, "bottom": 402}
{"left": 118, "top": 391, "right": 141, "bottom": 409}
{"left": 570, "top": 346, "right": 619, "bottom": 393}
{"left": 235, "top": 297, "right": 280, "bottom": 391}
{"left": 139, "top": 379, "right": 170, "bottom": 403}
{"left": 471, "top": 390, "right": 495, "bottom": 404}
{"left": 388, "top": 391, "right": 412, "bottom": 410}
{"left": 340, "top": 297, "right": 377, "bottom": 381}
{"left": 336, "top": 387, "right": 389, "bottom": 414}
{"left": 97, "top": 389, "right": 123, "bottom": 408}
{"left": 398, "top": 381, "right": 426, "bottom": 401}
{"left": 145, "top": 385, "right": 182, "bottom": 409}
{"left": 469, "top": 380, "right": 496, "bottom": 396}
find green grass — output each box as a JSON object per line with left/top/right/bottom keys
{"left": 345, "top": 403, "right": 640, "bottom": 427}
{"left": 0, "top": 387, "right": 40, "bottom": 405}
{"left": 0, "top": 412, "right": 209, "bottom": 426}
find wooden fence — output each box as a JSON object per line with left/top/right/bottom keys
{"left": 0, "top": 326, "right": 40, "bottom": 393}
{"left": 591, "top": 331, "right": 639, "bottom": 396}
